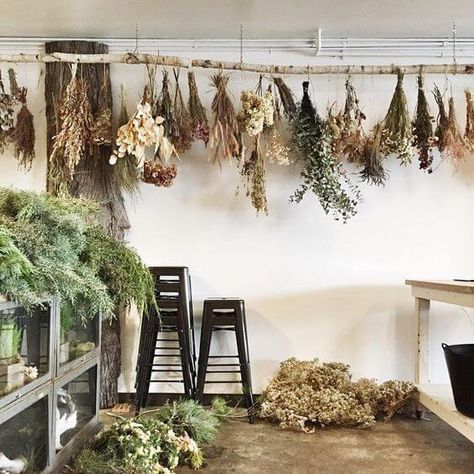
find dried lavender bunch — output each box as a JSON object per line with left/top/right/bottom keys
{"left": 444, "top": 95, "right": 467, "bottom": 166}
{"left": 291, "top": 81, "right": 360, "bottom": 222}
{"left": 381, "top": 71, "right": 413, "bottom": 165}
{"left": 273, "top": 77, "right": 297, "bottom": 120}
{"left": 188, "top": 70, "right": 209, "bottom": 145}
{"left": 50, "top": 74, "right": 93, "bottom": 194}
{"left": 359, "top": 122, "right": 389, "bottom": 186}
{"left": 142, "top": 160, "right": 177, "bottom": 187}
{"left": 464, "top": 89, "right": 474, "bottom": 150}
{"left": 156, "top": 70, "right": 180, "bottom": 150}
{"left": 412, "top": 75, "right": 435, "bottom": 173}
{"left": 209, "top": 72, "right": 242, "bottom": 166}
{"left": 433, "top": 84, "right": 449, "bottom": 153}
{"left": 0, "top": 71, "right": 15, "bottom": 153}
{"left": 10, "top": 87, "right": 35, "bottom": 170}
{"left": 173, "top": 68, "right": 193, "bottom": 154}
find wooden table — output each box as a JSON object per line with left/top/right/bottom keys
{"left": 406, "top": 279, "right": 474, "bottom": 442}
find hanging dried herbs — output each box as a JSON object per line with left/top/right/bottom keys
{"left": 291, "top": 81, "right": 360, "bottom": 222}
{"left": 91, "top": 98, "right": 113, "bottom": 147}
{"left": 464, "top": 89, "right": 474, "bottom": 150}
{"left": 142, "top": 160, "right": 178, "bottom": 187}
{"left": 156, "top": 70, "right": 180, "bottom": 149}
{"left": 238, "top": 90, "right": 273, "bottom": 136}
{"left": 433, "top": 85, "right": 449, "bottom": 153}
{"left": 188, "top": 70, "right": 209, "bottom": 145}
{"left": 412, "top": 75, "right": 435, "bottom": 173}
{"left": 0, "top": 71, "right": 15, "bottom": 153}
{"left": 381, "top": 71, "right": 413, "bottom": 165}
{"left": 10, "top": 87, "right": 35, "bottom": 170}
{"left": 209, "top": 72, "right": 242, "bottom": 166}
{"left": 444, "top": 95, "right": 467, "bottom": 165}
{"left": 273, "top": 77, "right": 297, "bottom": 120}
{"left": 359, "top": 122, "right": 389, "bottom": 186}
{"left": 172, "top": 68, "right": 193, "bottom": 154}
{"left": 50, "top": 72, "right": 94, "bottom": 193}
{"left": 326, "top": 104, "right": 345, "bottom": 159}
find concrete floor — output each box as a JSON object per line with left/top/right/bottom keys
{"left": 176, "top": 415, "right": 474, "bottom": 474}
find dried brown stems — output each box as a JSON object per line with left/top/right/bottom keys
{"left": 188, "top": 70, "right": 209, "bottom": 145}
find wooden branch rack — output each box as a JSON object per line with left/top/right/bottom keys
{"left": 0, "top": 51, "right": 474, "bottom": 75}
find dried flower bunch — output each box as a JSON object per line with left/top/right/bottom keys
{"left": 381, "top": 71, "right": 413, "bottom": 165}
{"left": 273, "top": 76, "right": 297, "bottom": 120}
{"left": 172, "top": 68, "right": 193, "bottom": 154}
{"left": 464, "top": 89, "right": 474, "bottom": 150}
{"left": 91, "top": 106, "right": 113, "bottom": 146}
{"left": 142, "top": 160, "right": 178, "bottom": 187}
{"left": 291, "top": 81, "right": 360, "bottom": 222}
{"left": 188, "top": 70, "right": 210, "bottom": 145}
{"left": 0, "top": 71, "right": 15, "bottom": 153}
{"left": 209, "top": 72, "right": 242, "bottom": 166}
{"left": 50, "top": 71, "right": 94, "bottom": 193}
{"left": 433, "top": 84, "right": 449, "bottom": 154}
{"left": 238, "top": 89, "right": 274, "bottom": 136}
{"left": 156, "top": 70, "right": 180, "bottom": 151}
{"left": 412, "top": 75, "right": 435, "bottom": 173}
{"left": 444, "top": 95, "right": 467, "bottom": 166}
{"left": 359, "top": 121, "right": 389, "bottom": 186}
{"left": 259, "top": 358, "right": 417, "bottom": 432}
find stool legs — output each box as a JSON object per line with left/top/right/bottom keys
{"left": 196, "top": 305, "right": 213, "bottom": 403}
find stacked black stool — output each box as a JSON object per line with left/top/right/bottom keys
{"left": 197, "top": 298, "right": 255, "bottom": 422}
{"left": 135, "top": 266, "right": 196, "bottom": 413}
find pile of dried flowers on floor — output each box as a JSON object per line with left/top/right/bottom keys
{"left": 72, "top": 398, "right": 232, "bottom": 474}
{"left": 259, "top": 358, "right": 417, "bottom": 432}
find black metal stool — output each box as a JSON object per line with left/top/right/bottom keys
{"left": 135, "top": 267, "right": 196, "bottom": 413}
{"left": 197, "top": 298, "right": 255, "bottom": 422}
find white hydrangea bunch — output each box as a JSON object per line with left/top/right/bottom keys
{"left": 238, "top": 90, "right": 274, "bottom": 136}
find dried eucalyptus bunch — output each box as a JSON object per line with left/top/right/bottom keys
{"left": 10, "top": 87, "right": 35, "bottom": 170}
{"left": 209, "top": 72, "right": 242, "bottom": 166}
{"left": 291, "top": 81, "right": 360, "bottom": 222}
{"left": 0, "top": 71, "right": 15, "bottom": 153}
{"left": 259, "top": 358, "right": 417, "bottom": 432}
{"left": 173, "top": 69, "right": 193, "bottom": 154}
{"left": 464, "top": 89, "right": 474, "bottom": 150}
{"left": 412, "top": 75, "right": 435, "bottom": 173}
{"left": 156, "top": 70, "right": 180, "bottom": 149}
{"left": 359, "top": 121, "right": 389, "bottom": 186}
{"left": 381, "top": 71, "right": 413, "bottom": 165}
{"left": 273, "top": 77, "right": 297, "bottom": 120}
{"left": 188, "top": 70, "right": 209, "bottom": 145}
{"left": 142, "top": 160, "right": 178, "bottom": 187}
{"left": 432, "top": 84, "right": 449, "bottom": 154}
{"left": 444, "top": 95, "right": 467, "bottom": 165}
{"left": 50, "top": 72, "right": 94, "bottom": 192}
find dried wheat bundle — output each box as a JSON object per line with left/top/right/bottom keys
{"left": 172, "top": 68, "right": 193, "bottom": 154}
{"left": 273, "top": 77, "right": 297, "bottom": 120}
{"left": 142, "top": 160, "right": 177, "bottom": 187}
{"left": 156, "top": 70, "right": 180, "bottom": 149}
{"left": 11, "top": 87, "right": 35, "bottom": 170}
{"left": 381, "top": 71, "right": 413, "bottom": 165}
{"left": 209, "top": 72, "right": 242, "bottom": 166}
{"left": 187, "top": 70, "right": 209, "bottom": 145}
{"left": 464, "top": 89, "right": 474, "bottom": 150}
{"left": 50, "top": 74, "right": 93, "bottom": 190}
{"left": 443, "top": 96, "right": 467, "bottom": 166}
{"left": 433, "top": 84, "right": 449, "bottom": 153}
{"left": 412, "top": 75, "right": 435, "bottom": 173}
{"left": 359, "top": 121, "right": 389, "bottom": 186}
{"left": 0, "top": 71, "right": 15, "bottom": 153}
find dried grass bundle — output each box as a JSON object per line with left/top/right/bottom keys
{"left": 412, "top": 75, "right": 435, "bottom": 173}
{"left": 209, "top": 72, "right": 242, "bottom": 166}
{"left": 188, "top": 70, "right": 209, "bottom": 145}
{"left": 433, "top": 84, "right": 449, "bottom": 153}
{"left": 273, "top": 77, "right": 296, "bottom": 120}
{"left": 464, "top": 89, "right": 474, "bottom": 150}
{"left": 172, "top": 69, "right": 193, "bottom": 154}
{"left": 50, "top": 74, "right": 93, "bottom": 191}
{"left": 444, "top": 96, "right": 467, "bottom": 165}
{"left": 10, "top": 88, "right": 35, "bottom": 170}
{"left": 0, "top": 71, "right": 15, "bottom": 153}
{"left": 91, "top": 106, "right": 113, "bottom": 146}
{"left": 359, "top": 121, "right": 389, "bottom": 186}
{"left": 156, "top": 70, "right": 180, "bottom": 149}
{"left": 326, "top": 104, "right": 345, "bottom": 159}
{"left": 142, "top": 160, "right": 177, "bottom": 187}
{"left": 381, "top": 71, "right": 413, "bottom": 165}
{"left": 7, "top": 69, "right": 20, "bottom": 100}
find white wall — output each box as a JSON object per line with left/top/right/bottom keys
{"left": 1, "top": 50, "right": 474, "bottom": 395}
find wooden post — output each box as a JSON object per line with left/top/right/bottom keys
{"left": 415, "top": 297, "right": 431, "bottom": 385}
{"left": 44, "top": 40, "right": 130, "bottom": 408}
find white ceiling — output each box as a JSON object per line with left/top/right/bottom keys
{"left": 1, "top": 0, "right": 472, "bottom": 39}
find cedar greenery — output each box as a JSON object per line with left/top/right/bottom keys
{"left": 0, "top": 188, "right": 156, "bottom": 321}
{"left": 291, "top": 81, "right": 360, "bottom": 222}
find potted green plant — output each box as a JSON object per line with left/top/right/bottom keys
{"left": 0, "top": 313, "right": 24, "bottom": 393}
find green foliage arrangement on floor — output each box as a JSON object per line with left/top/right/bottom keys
{"left": 259, "top": 358, "right": 417, "bottom": 432}
{"left": 74, "top": 399, "right": 230, "bottom": 473}
{"left": 0, "top": 187, "right": 156, "bottom": 321}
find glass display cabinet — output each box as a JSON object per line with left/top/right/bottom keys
{"left": 0, "top": 297, "right": 101, "bottom": 473}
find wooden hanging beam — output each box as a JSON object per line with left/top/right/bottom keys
{"left": 1, "top": 51, "right": 474, "bottom": 75}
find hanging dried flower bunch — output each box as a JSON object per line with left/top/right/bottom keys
{"left": 237, "top": 90, "right": 274, "bottom": 136}
{"left": 359, "top": 122, "right": 389, "bottom": 186}
{"left": 381, "top": 71, "right": 413, "bottom": 165}
{"left": 273, "top": 77, "right": 297, "bottom": 120}
{"left": 142, "top": 160, "right": 178, "bottom": 187}
{"left": 50, "top": 71, "right": 94, "bottom": 191}
{"left": 10, "top": 87, "right": 35, "bottom": 170}
{"left": 325, "top": 104, "right": 345, "bottom": 159}
{"left": 187, "top": 70, "right": 209, "bottom": 145}
{"left": 291, "top": 81, "right": 360, "bottom": 222}
{"left": 156, "top": 70, "right": 180, "bottom": 151}
{"left": 172, "top": 68, "right": 193, "bottom": 154}
{"left": 91, "top": 103, "right": 113, "bottom": 146}
{"left": 432, "top": 85, "right": 449, "bottom": 154}
{"left": 209, "top": 72, "right": 242, "bottom": 166}
{"left": 412, "top": 75, "right": 435, "bottom": 173}
{"left": 0, "top": 71, "right": 15, "bottom": 153}
{"left": 464, "top": 89, "right": 474, "bottom": 150}
{"left": 443, "top": 95, "right": 467, "bottom": 166}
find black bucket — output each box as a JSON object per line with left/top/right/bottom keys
{"left": 442, "top": 343, "right": 474, "bottom": 418}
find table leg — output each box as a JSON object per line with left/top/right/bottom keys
{"left": 415, "top": 297, "right": 430, "bottom": 385}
